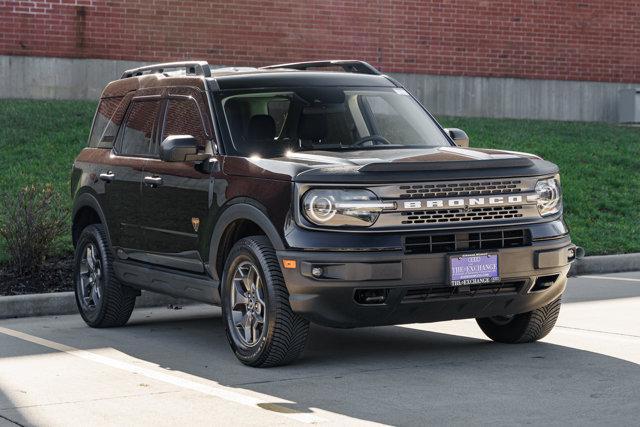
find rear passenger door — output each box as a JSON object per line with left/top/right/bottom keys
{"left": 106, "top": 95, "right": 162, "bottom": 256}
{"left": 139, "top": 90, "right": 214, "bottom": 273}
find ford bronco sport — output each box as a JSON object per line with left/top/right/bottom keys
{"left": 71, "top": 60, "right": 581, "bottom": 367}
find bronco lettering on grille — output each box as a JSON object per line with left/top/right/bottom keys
{"left": 402, "top": 194, "right": 537, "bottom": 211}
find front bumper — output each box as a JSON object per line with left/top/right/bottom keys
{"left": 277, "top": 235, "right": 576, "bottom": 328}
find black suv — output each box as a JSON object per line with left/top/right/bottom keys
{"left": 71, "top": 60, "right": 580, "bottom": 367}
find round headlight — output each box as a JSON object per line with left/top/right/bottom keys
{"left": 535, "top": 177, "right": 561, "bottom": 216}
{"left": 302, "top": 189, "right": 394, "bottom": 227}
{"left": 306, "top": 194, "right": 336, "bottom": 223}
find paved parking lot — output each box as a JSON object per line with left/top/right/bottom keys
{"left": 1, "top": 272, "right": 639, "bottom": 426}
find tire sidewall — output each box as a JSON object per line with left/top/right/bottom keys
{"left": 74, "top": 225, "right": 110, "bottom": 326}
{"left": 221, "top": 240, "right": 278, "bottom": 365}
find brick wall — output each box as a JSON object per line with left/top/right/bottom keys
{"left": 1, "top": 0, "right": 638, "bottom": 83}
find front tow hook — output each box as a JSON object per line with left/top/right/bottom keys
{"left": 568, "top": 246, "right": 585, "bottom": 262}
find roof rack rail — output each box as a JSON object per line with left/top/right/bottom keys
{"left": 260, "top": 60, "right": 381, "bottom": 75}
{"left": 120, "top": 61, "right": 212, "bottom": 79}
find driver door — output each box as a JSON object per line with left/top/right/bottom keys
{"left": 139, "top": 90, "right": 215, "bottom": 273}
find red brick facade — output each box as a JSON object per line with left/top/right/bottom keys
{"left": 1, "top": 0, "right": 638, "bottom": 83}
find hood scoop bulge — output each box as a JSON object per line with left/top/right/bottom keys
{"left": 358, "top": 158, "right": 534, "bottom": 172}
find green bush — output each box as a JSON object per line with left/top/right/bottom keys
{"left": 0, "top": 184, "right": 66, "bottom": 273}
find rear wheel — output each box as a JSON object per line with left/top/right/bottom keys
{"left": 74, "top": 224, "right": 137, "bottom": 327}
{"left": 221, "top": 236, "right": 309, "bottom": 367}
{"left": 476, "top": 297, "right": 562, "bottom": 343}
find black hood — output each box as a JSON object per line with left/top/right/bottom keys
{"left": 222, "top": 147, "right": 559, "bottom": 183}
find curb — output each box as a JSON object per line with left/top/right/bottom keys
{"left": 569, "top": 252, "right": 640, "bottom": 276}
{"left": 0, "top": 291, "right": 195, "bottom": 320}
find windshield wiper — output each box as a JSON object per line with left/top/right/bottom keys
{"left": 309, "top": 144, "right": 423, "bottom": 152}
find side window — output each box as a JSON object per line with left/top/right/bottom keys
{"left": 222, "top": 94, "right": 293, "bottom": 155}
{"left": 118, "top": 100, "right": 161, "bottom": 157}
{"left": 160, "top": 98, "right": 209, "bottom": 156}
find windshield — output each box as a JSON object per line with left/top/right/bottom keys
{"left": 219, "top": 87, "right": 451, "bottom": 157}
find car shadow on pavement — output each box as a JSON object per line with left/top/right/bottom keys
{"left": 101, "top": 307, "right": 640, "bottom": 425}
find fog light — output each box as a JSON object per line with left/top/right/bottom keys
{"left": 311, "top": 267, "right": 324, "bottom": 278}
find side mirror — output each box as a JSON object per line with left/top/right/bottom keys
{"left": 159, "top": 135, "right": 210, "bottom": 162}
{"left": 444, "top": 128, "right": 469, "bottom": 148}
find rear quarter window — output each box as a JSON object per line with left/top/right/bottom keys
{"left": 88, "top": 96, "right": 126, "bottom": 148}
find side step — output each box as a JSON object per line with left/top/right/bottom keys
{"left": 113, "top": 260, "right": 220, "bottom": 305}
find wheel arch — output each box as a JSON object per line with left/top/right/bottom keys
{"left": 72, "top": 192, "right": 111, "bottom": 248}
{"left": 208, "top": 200, "right": 285, "bottom": 282}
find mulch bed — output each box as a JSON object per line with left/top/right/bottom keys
{"left": 0, "top": 254, "right": 74, "bottom": 296}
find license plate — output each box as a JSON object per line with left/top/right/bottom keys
{"left": 449, "top": 253, "right": 500, "bottom": 286}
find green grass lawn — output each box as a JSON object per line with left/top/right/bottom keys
{"left": 0, "top": 100, "right": 97, "bottom": 262}
{"left": 440, "top": 116, "right": 640, "bottom": 255}
{"left": 0, "top": 99, "right": 639, "bottom": 263}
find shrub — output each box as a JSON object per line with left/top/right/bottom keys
{"left": 0, "top": 184, "right": 66, "bottom": 273}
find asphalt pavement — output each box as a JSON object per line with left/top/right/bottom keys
{"left": 1, "top": 272, "right": 639, "bottom": 426}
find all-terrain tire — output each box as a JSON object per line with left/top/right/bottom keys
{"left": 221, "top": 236, "right": 309, "bottom": 367}
{"left": 74, "top": 224, "right": 137, "bottom": 328}
{"left": 476, "top": 297, "right": 562, "bottom": 343}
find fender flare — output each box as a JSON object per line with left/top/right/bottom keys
{"left": 71, "top": 191, "right": 111, "bottom": 248}
{"left": 207, "top": 200, "right": 284, "bottom": 281}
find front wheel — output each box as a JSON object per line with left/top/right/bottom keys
{"left": 221, "top": 236, "right": 309, "bottom": 367}
{"left": 476, "top": 297, "right": 562, "bottom": 343}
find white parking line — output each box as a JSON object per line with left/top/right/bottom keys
{"left": 580, "top": 275, "right": 640, "bottom": 283}
{"left": 0, "top": 326, "right": 382, "bottom": 426}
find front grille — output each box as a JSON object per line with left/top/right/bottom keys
{"left": 400, "top": 205, "right": 524, "bottom": 225}
{"left": 370, "top": 177, "right": 542, "bottom": 229}
{"left": 398, "top": 180, "right": 523, "bottom": 199}
{"left": 403, "top": 281, "right": 525, "bottom": 302}
{"left": 404, "top": 229, "right": 530, "bottom": 254}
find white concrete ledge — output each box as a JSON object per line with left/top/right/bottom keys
{"left": 0, "top": 55, "right": 151, "bottom": 101}
{"left": 391, "top": 72, "right": 636, "bottom": 122}
{"left": 1, "top": 55, "right": 636, "bottom": 122}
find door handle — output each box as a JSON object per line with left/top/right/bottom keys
{"left": 143, "top": 176, "right": 163, "bottom": 187}
{"left": 99, "top": 171, "right": 115, "bottom": 182}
